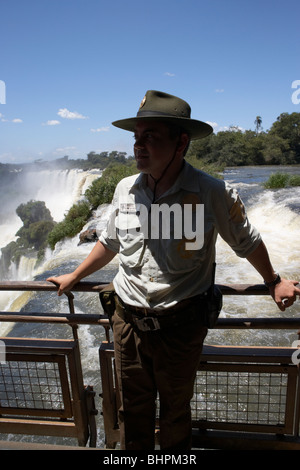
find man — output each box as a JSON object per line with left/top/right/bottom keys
{"left": 47, "top": 90, "right": 300, "bottom": 450}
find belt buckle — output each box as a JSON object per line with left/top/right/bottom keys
{"left": 135, "top": 316, "right": 160, "bottom": 331}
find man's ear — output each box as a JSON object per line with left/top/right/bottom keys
{"left": 177, "top": 132, "right": 190, "bottom": 156}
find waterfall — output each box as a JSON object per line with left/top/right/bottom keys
{"left": 0, "top": 167, "right": 103, "bottom": 313}
{"left": 1, "top": 165, "right": 300, "bottom": 338}
{"left": 22, "top": 168, "right": 102, "bottom": 222}
{"left": 0, "top": 168, "right": 102, "bottom": 252}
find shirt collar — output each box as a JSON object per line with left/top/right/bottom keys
{"left": 129, "top": 160, "right": 199, "bottom": 195}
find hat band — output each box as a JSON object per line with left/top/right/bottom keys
{"left": 137, "top": 110, "right": 188, "bottom": 118}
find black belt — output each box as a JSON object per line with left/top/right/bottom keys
{"left": 115, "top": 293, "right": 207, "bottom": 331}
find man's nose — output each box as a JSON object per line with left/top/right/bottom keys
{"left": 134, "top": 136, "right": 145, "bottom": 149}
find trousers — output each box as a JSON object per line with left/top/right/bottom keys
{"left": 111, "top": 300, "right": 208, "bottom": 450}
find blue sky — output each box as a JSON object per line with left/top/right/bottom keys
{"left": 1, "top": 0, "right": 299, "bottom": 163}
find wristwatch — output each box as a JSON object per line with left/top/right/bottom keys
{"left": 264, "top": 273, "right": 281, "bottom": 288}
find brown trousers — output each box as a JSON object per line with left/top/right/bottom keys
{"left": 111, "top": 302, "right": 208, "bottom": 450}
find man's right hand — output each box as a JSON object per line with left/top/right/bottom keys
{"left": 46, "top": 241, "right": 117, "bottom": 296}
{"left": 47, "top": 273, "right": 78, "bottom": 296}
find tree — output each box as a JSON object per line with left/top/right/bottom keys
{"left": 268, "top": 112, "right": 300, "bottom": 162}
{"left": 15, "top": 201, "right": 55, "bottom": 251}
{"left": 0, "top": 200, "right": 56, "bottom": 270}
{"left": 254, "top": 116, "right": 263, "bottom": 134}
{"left": 16, "top": 200, "right": 53, "bottom": 228}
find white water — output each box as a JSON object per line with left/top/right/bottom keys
{"left": 0, "top": 165, "right": 300, "bottom": 446}
{"left": 22, "top": 168, "right": 102, "bottom": 222}
{"left": 207, "top": 168, "right": 300, "bottom": 348}
{"left": 216, "top": 189, "right": 300, "bottom": 284}
{"left": 0, "top": 168, "right": 103, "bottom": 315}
{"left": 0, "top": 168, "right": 102, "bottom": 252}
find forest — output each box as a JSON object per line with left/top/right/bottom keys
{"left": 187, "top": 112, "right": 300, "bottom": 167}
{"left": 1, "top": 111, "right": 299, "bottom": 175}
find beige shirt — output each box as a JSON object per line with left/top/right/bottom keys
{"left": 99, "top": 162, "right": 261, "bottom": 309}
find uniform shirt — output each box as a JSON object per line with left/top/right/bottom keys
{"left": 99, "top": 161, "right": 262, "bottom": 309}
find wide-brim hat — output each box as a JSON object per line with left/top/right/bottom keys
{"left": 112, "top": 90, "right": 213, "bottom": 140}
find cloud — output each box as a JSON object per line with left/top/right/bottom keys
{"left": 215, "top": 89, "right": 224, "bottom": 93}
{"left": 42, "top": 120, "right": 61, "bottom": 126}
{"left": 0, "top": 114, "right": 23, "bottom": 123}
{"left": 90, "top": 126, "right": 109, "bottom": 133}
{"left": 164, "top": 72, "right": 175, "bottom": 77}
{"left": 206, "top": 121, "right": 218, "bottom": 130}
{"left": 208, "top": 122, "right": 245, "bottom": 133}
{"left": 57, "top": 108, "right": 88, "bottom": 120}
{"left": 54, "top": 146, "right": 77, "bottom": 154}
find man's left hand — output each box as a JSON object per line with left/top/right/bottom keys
{"left": 270, "top": 279, "right": 300, "bottom": 311}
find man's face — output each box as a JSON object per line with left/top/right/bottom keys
{"left": 133, "top": 121, "right": 180, "bottom": 176}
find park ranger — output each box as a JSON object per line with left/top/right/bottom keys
{"left": 48, "top": 90, "right": 300, "bottom": 450}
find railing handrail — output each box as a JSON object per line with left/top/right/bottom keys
{"left": 0, "top": 280, "right": 299, "bottom": 330}
{"left": 0, "top": 280, "right": 270, "bottom": 295}
{"left": 0, "top": 312, "right": 300, "bottom": 330}
{"left": 0, "top": 311, "right": 109, "bottom": 325}
{"left": 0, "top": 280, "right": 110, "bottom": 293}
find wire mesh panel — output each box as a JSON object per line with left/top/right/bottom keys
{"left": 193, "top": 363, "right": 298, "bottom": 434}
{"left": 0, "top": 353, "right": 72, "bottom": 418}
{"left": 99, "top": 342, "right": 300, "bottom": 446}
{"left": 0, "top": 338, "right": 97, "bottom": 446}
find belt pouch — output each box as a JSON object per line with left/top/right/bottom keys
{"left": 99, "top": 282, "right": 116, "bottom": 321}
{"left": 202, "top": 285, "right": 223, "bottom": 328}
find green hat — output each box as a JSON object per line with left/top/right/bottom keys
{"left": 112, "top": 90, "right": 213, "bottom": 140}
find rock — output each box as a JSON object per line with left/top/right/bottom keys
{"left": 78, "top": 228, "right": 98, "bottom": 245}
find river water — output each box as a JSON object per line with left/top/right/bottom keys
{"left": 0, "top": 165, "right": 300, "bottom": 447}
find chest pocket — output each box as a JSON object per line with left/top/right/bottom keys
{"left": 115, "top": 211, "right": 146, "bottom": 268}
{"left": 164, "top": 237, "right": 207, "bottom": 273}
{"left": 163, "top": 205, "right": 207, "bottom": 274}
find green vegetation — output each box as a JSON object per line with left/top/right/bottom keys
{"left": 289, "top": 175, "right": 300, "bottom": 186}
{"left": 47, "top": 161, "right": 137, "bottom": 249}
{"left": 187, "top": 112, "right": 300, "bottom": 167}
{"left": 1, "top": 200, "right": 55, "bottom": 270}
{"left": 263, "top": 172, "right": 300, "bottom": 189}
{"left": 185, "top": 153, "right": 224, "bottom": 178}
{"left": 85, "top": 161, "right": 137, "bottom": 209}
{"left": 47, "top": 201, "right": 92, "bottom": 250}
{"left": 0, "top": 151, "right": 134, "bottom": 174}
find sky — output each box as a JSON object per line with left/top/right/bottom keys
{"left": 1, "top": 0, "right": 300, "bottom": 164}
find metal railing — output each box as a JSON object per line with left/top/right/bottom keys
{"left": 0, "top": 337, "right": 97, "bottom": 446}
{"left": 1, "top": 280, "right": 300, "bottom": 336}
{"left": 1, "top": 280, "right": 300, "bottom": 450}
